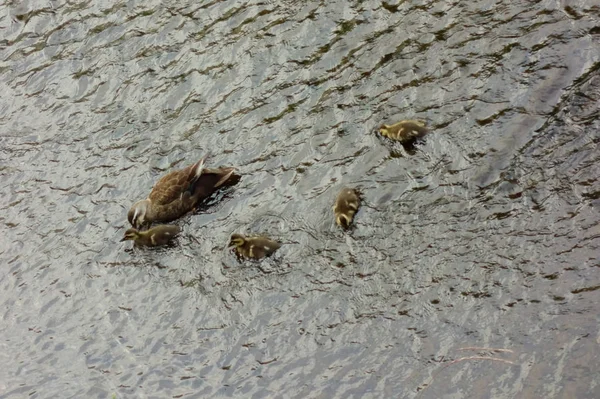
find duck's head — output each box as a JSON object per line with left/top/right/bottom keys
{"left": 379, "top": 124, "right": 391, "bottom": 138}
{"left": 229, "top": 233, "right": 246, "bottom": 248}
{"left": 121, "top": 228, "right": 141, "bottom": 242}
{"left": 128, "top": 199, "right": 150, "bottom": 229}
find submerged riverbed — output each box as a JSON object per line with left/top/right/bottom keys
{"left": 1, "top": 0, "right": 599, "bottom": 397}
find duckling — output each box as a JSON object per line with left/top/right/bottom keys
{"left": 333, "top": 187, "right": 360, "bottom": 229}
{"left": 121, "top": 225, "right": 181, "bottom": 247}
{"left": 229, "top": 233, "right": 281, "bottom": 260}
{"left": 379, "top": 120, "right": 428, "bottom": 144}
{"left": 128, "top": 155, "right": 240, "bottom": 229}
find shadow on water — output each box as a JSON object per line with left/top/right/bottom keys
{"left": 0, "top": 0, "right": 599, "bottom": 398}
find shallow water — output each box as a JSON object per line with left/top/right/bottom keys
{"left": 1, "top": 0, "right": 599, "bottom": 398}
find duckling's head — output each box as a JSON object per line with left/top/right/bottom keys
{"left": 229, "top": 233, "right": 246, "bottom": 248}
{"left": 336, "top": 214, "right": 352, "bottom": 229}
{"left": 128, "top": 199, "right": 150, "bottom": 229}
{"left": 379, "top": 124, "right": 391, "bottom": 138}
{"left": 121, "top": 228, "right": 141, "bottom": 242}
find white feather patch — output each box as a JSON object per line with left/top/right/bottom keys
{"left": 195, "top": 158, "right": 205, "bottom": 177}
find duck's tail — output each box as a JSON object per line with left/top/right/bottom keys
{"left": 213, "top": 167, "right": 240, "bottom": 188}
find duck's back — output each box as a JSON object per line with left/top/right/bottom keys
{"left": 149, "top": 163, "right": 198, "bottom": 205}
{"left": 147, "top": 224, "right": 181, "bottom": 246}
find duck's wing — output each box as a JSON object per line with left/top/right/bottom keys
{"left": 155, "top": 225, "right": 182, "bottom": 237}
{"left": 149, "top": 159, "right": 205, "bottom": 205}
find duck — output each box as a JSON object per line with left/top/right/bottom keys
{"left": 379, "top": 120, "right": 428, "bottom": 144}
{"left": 228, "top": 233, "right": 281, "bottom": 260}
{"left": 333, "top": 187, "right": 360, "bottom": 229}
{"left": 121, "top": 225, "right": 181, "bottom": 247}
{"left": 128, "top": 156, "right": 240, "bottom": 229}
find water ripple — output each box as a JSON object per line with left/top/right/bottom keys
{"left": 1, "top": 0, "right": 599, "bottom": 397}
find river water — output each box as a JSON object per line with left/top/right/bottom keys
{"left": 1, "top": 0, "right": 599, "bottom": 398}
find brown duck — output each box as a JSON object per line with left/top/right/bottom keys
{"left": 229, "top": 233, "right": 281, "bottom": 260}
{"left": 333, "top": 187, "right": 360, "bottom": 229}
{"left": 121, "top": 225, "right": 181, "bottom": 247}
{"left": 379, "top": 120, "right": 428, "bottom": 144}
{"left": 128, "top": 156, "right": 240, "bottom": 229}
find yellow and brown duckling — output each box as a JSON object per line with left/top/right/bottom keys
{"left": 229, "top": 233, "right": 281, "bottom": 260}
{"left": 128, "top": 155, "right": 240, "bottom": 229}
{"left": 379, "top": 120, "right": 428, "bottom": 144}
{"left": 121, "top": 224, "right": 181, "bottom": 247}
{"left": 333, "top": 187, "right": 360, "bottom": 229}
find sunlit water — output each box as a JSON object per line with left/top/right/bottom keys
{"left": 1, "top": 0, "right": 599, "bottom": 397}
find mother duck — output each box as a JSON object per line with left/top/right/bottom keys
{"left": 128, "top": 156, "right": 240, "bottom": 229}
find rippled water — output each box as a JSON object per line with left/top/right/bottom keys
{"left": 1, "top": 0, "right": 599, "bottom": 397}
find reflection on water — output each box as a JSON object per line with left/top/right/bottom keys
{"left": 1, "top": 0, "right": 599, "bottom": 397}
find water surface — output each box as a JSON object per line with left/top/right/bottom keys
{"left": 1, "top": 0, "right": 599, "bottom": 398}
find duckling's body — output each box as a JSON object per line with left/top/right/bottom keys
{"left": 128, "top": 156, "right": 240, "bottom": 229}
{"left": 379, "top": 120, "right": 428, "bottom": 144}
{"left": 229, "top": 233, "right": 281, "bottom": 260}
{"left": 333, "top": 187, "right": 360, "bottom": 229}
{"left": 121, "top": 225, "right": 181, "bottom": 247}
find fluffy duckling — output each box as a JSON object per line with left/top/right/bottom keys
{"left": 229, "top": 233, "right": 281, "bottom": 260}
{"left": 333, "top": 187, "right": 360, "bottom": 229}
{"left": 121, "top": 225, "right": 181, "bottom": 247}
{"left": 128, "top": 156, "right": 240, "bottom": 229}
{"left": 379, "top": 120, "right": 428, "bottom": 144}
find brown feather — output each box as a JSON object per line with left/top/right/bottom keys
{"left": 379, "top": 120, "right": 428, "bottom": 144}
{"left": 149, "top": 160, "right": 201, "bottom": 205}
{"left": 229, "top": 233, "right": 281, "bottom": 260}
{"left": 128, "top": 158, "right": 240, "bottom": 228}
{"left": 191, "top": 167, "right": 239, "bottom": 202}
{"left": 121, "top": 225, "right": 181, "bottom": 247}
{"left": 334, "top": 187, "right": 361, "bottom": 229}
